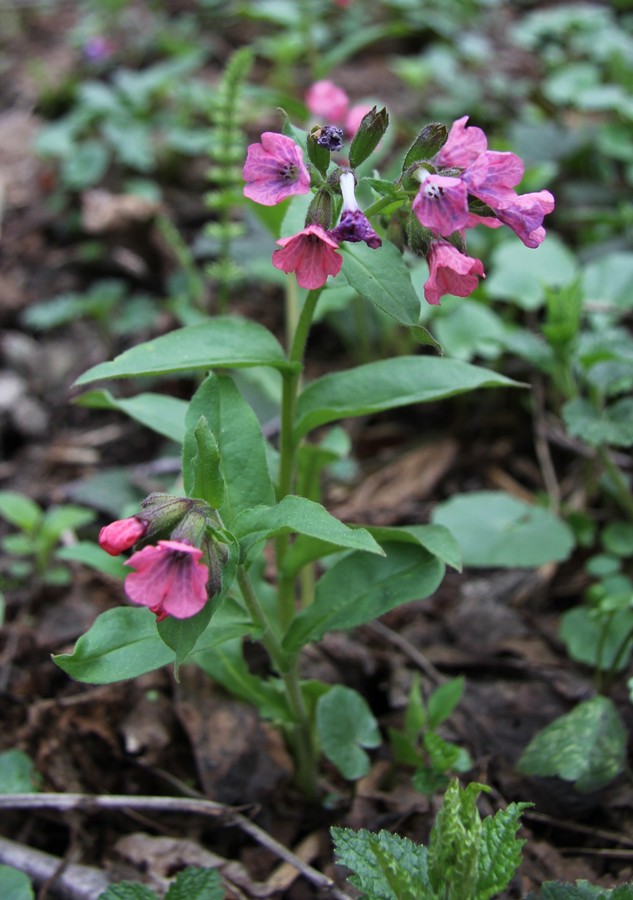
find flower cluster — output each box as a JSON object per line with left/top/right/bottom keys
{"left": 243, "top": 110, "right": 554, "bottom": 303}
{"left": 99, "top": 493, "right": 227, "bottom": 621}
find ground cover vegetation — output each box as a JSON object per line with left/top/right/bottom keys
{"left": 1, "top": 0, "right": 633, "bottom": 897}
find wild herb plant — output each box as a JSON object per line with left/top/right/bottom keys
{"left": 54, "top": 93, "right": 555, "bottom": 800}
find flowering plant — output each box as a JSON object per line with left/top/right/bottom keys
{"left": 55, "top": 101, "right": 553, "bottom": 796}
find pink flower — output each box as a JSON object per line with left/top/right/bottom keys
{"left": 462, "top": 150, "right": 524, "bottom": 207}
{"left": 490, "top": 191, "right": 556, "bottom": 248}
{"left": 305, "top": 80, "right": 349, "bottom": 125}
{"left": 243, "top": 132, "right": 310, "bottom": 206}
{"left": 345, "top": 103, "right": 373, "bottom": 137}
{"left": 424, "top": 241, "right": 485, "bottom": 306}
{"left": 412, "top": 173, "right": 469, "bottom": 236}
{"left": 434, "top": 115, "right": 488, "bottom": 168}
{"left": 99, "top": 516, "right": 148, "bottom": 556}
{"left": 272, "top": 225, "right": 343, "bottom": 289}
{"left": 125, "top": 539, "right": 209, "bottom": 621}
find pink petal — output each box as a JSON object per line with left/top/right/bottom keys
{"left": 435, "top": 116, "right": 487, "bottom": 168}
{"left": 412, "top": 175, "right": 469, "bottom": 236}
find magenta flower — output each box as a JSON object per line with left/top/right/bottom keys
{"left": 243, "top": 133, "right": 310, "bottom": 207}
{"left": 305, "top": 80, "right": 349, "bottom": 124}
{"left": 462, "top": 150, "right": 524, "bottom": 207}
{"left": 412, "top": 173, "right": 469, "bottom": 236}
{"left": 99, "top": 516, "right": 148, "bottom": 556}
{"left": 330, "top": 171, "right": 382, "bottom": 248}
{"left": 272, "top": 225, "right": 343, "bottom": 289}
{"left": 424, "top": 241, "right": 485, "bottom": 306}
{"left": 490, "top": 191, "right": 556, "bottom": 248}
{"left": 125, "top": 539, "right": 209, "bottom": 621}
{"left": 434, "top": 115, "right": 488, "bottom": 168}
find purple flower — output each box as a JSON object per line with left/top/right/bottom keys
{"left": 424, "top": 241, "right": 485, "bottom": 306}
{"left": 412, "top": 172, "right": 469, "bottom": 236}
{"left": 490, "top": 191, "right": 556, "bottom": 248}
{"left": 330, "top": 171, "right": 382, "bottom": 248}
{"left": 316, "top": 125, "right": 344, "bottom": 151}
{"left": 272, "top": 225, "right": 343, "bottom": 289}
{"left": 243, "top": 132, "right": 311, "bottom": 206}
{"left": 434, "top": 115, "right": 487, "bottom": 168}
{"left": 125, "top": 539, "right": 209, "bottom": 621}
{"left": 462, "top": 150, "right": 524, "bottom": 207}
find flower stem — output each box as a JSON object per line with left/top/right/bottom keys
{"left": 237, "top": 566, "right": 318, "bottom": 798}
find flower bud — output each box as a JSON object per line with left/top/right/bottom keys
{"left": 348, "top": 106, "right": 389, "bottom": 168}
{"left": 139, "top": 493, "right": 195, "bottom": 538}
{"left": 401, "top": 123, "right": 448, "bottom": 174}
{"left": 305, "top": 187, "right": 334, "bottom": 230}
{"left": 99, "top": 516, "right": 148, "bottom": 556}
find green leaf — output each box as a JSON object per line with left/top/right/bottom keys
{"left": 62, "top": 139, "right": 109, "bottom": 189}
{"left": 233, "top": 495, "right": 384, "bottom": 560}
{"left": 517, "top": 696, "right": 627, "bottom": 792}
{"left": 432, "top": 491, "right": 574, "bottom": 568}
{"left": 427, "top": 677, "right": 465, "bottom": 729}
{"left": 0, "top": 866, "right": 34, "bottom": 900}
{"left": 536, "top": 881, "right": 632, "bottom": 899}
{"left": 294, "top": 357, "right": 521, "bottom": 439}
{"left": 428, "top": 781, "right": 483, "bottom": 900}
{"left": 341, "top": 241, "right": 421, "bottom": 328}
{"left": 157, "top": 603, "right": 214, "bottom": 675}
{"left": 53, "top": 607, "right": 175, "bottom": 683}
{"left": 433, "top": 300, "right": 505, "bottom": 362}
{"left": 165, "top": 866, "right": 224, "bottom": 900}
{"left": 77, "top": 390, "right": 187, "bottom": 444}
{"left": 183, "top": 375, "right": 275, "bottom": 522}
{"left": 316, "top": 686, "right": 381, "bottom": 780}
{"left": 562, "top": 397, "right": 633, "bottom": 448}
{"left": 476, "top": 802, "right": 532, "bottom": 899}
{"left": 0, "top": 491, "right": 42, "bottom": 533}
{"left": 602, "top": 522, "right": 633, "bottom": 557}
{"left": 331, "top": 826, "right": 430, "bottom": 900}
{"left": 41, "top": 505, "right": 95, "bottom": 539}
{"left": 182, "top": 417, "right": 225, "bottom": 508}
{"left": 56, "top": 542, "right": 129, "bottom": 580}
{"left": 367, "top": 524, "right": 462, "bottom": 572}
{"left": 283, "top": 541, "right": 444, "bottom": 653}
{"left": 560, "top": 607, "right": 633, "bottom": 672}
{"left": 74, "top": 316, "right": 295, "bottom": 385}
{"left": 485, "top": 235, "right": 577, "bottom": 310}
{"left": 99, "top": 882, "right": 157, "bottom": 900}
{"left": 193, "top": 638, "right": 292, "bottom": 723}
{"left": 0, "top": 749, "right": 40, "bottom": 794}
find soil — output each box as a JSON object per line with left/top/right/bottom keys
{"left": 2, "top": 4, "right": 633, "bottom": 899}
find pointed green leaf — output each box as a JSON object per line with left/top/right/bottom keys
{"left": 76, "top": 390, "right": 187, "bottom": 443}
{"left": 184, "top": 375, "right": 275, "bottom": 523}
{"left": 182, "top": 417, "right": 225, "bottom": 508}
{"left": 476, "top": 802, "right": 531, "bottom": 899}
{"left": 157, "top": 603, "right": 214, "bottom": 675}
{"left": 317, "top": 686, "right": 380, "bottom": 780}
{"left": 232, "top": 495, "right": 384, "bottom": 559}
{"left": 294, "top": 357, "right": 522, "bottom": 439}
{"left": 74, "top": 316, "right": 295, "bottom": 385}
{"left": 165, "top": 866, "right": 223, "bottom": 900}
{"left": 340, "top": 241, "right": 421, "bottom": 328}
{"left": 283, "top": 541, "right": 443, "bottom": 653}
{"left": 517, "top": 696, "right": 627, "bottom": 792}
{"left": 99, "top": 882, "right": 157, "bottom": 900}
{"left": 0, "top": 491, "right": 42, "bottom": 533}
{"left": 331, "top": 827, "right": 430, "bottom": 900}
{"left": 368, "top": 524, "right": 462, "bottom": 572}
{"left": 427, "top": 677, "right": 465, "bottom": 729}
{"left": 428, "top": 781, "right": 485, "bottom": 900}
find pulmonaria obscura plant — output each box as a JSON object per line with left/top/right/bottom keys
{"left": 56, "top": 101, "right": 553, "bottom": 798}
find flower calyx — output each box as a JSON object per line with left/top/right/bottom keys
{"left": 348, "top": 105, "right": 389, "bottom": 168}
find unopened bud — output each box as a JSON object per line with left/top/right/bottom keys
{"left": 349, "top": 106, "right": 389, "bottom": 168}
{"left": 305, "top": 187, "right": 334, "bottom": 229}
{"left": 401, "top": 123, "right": 448, "bottom": 174}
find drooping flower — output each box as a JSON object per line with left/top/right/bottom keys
{"left": 125, "top": 539, "right": 209, "bottom": 621}
{"left": 412, "top": 171, "right": 469, "bottom": 236}
{"left": 424, "top": 241, "right": 485, "bottom": 306}
{"left": 487, "top": 191, "right": 556, "bottom": 248}
{"left": 243, "top": 132, "right": 311, "bottom": 206}
{"left": 330, "top": 170, "right": 382, "bottom": 248}
{"left": 461, "top": 150, "right": 524, "bottom": 207}
{"left": 305, "top": 80, "right": 349, "bottom": 125}
{"left": 434, "top": 115, "right": 487, "bottom": 168}
{"left": 272, "top": 225, "right": 343, "bottom": 289}
{"left": 99, "top": 516, "right": 148, "bottom": 556}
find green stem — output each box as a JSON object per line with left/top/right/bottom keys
{"left": 597, "top": 447, "right": 633, "bottom": 522}
{"left": 237, "top": 566, "right": 318, "bottom": 798}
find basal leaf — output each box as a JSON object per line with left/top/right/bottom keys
{"left": 283, "top": 541, "right": 443, "bottom": 653}
{"left": 295, "top": 358, "right": 521, "bottom": 439}
{"left": 75, "top": 316, "right": 295, "bottom": 385}
{"left": 53, "top": 607, "right": 175, "bottom": 683}
{"left": 562, "top": 397, "right": 633, "bottom": 448}
{"left": 316, "top": 686, "right": 381, "bottom": 780}
{"left": 331, "top": 826, "right": 430, "bottom": 900}
{"left": 517, "top": 696, "right": 627, "bottom": 792}
{"left": 476, "top": 803, "right": 532, "bottom": 899}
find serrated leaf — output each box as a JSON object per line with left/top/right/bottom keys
{"left": 476, "top": 802, "right": 531, "bottom": 899}
{"left": 99, "top": 882, "right": 157, "bottom": 900}
{"left": 0, "top": 749, "right": 41, "bottom": 794}
{"left": 331, "top": 826, "right": 430, "bottom": 900}
{"left": 517, "top": 696, "right": 627, "bottom": 792}
{"left": 428, "top": 780, "right": 484, "bottom": 900}
{"left": 295, "top": 358, "right": 521, "bottom": 439}
{"left": 74, "top": 316, "right": 295, "bottom": 385}
{"left": 0, "top": 866, "right": 34, "bottom": 900}
{"left": 76, "top": 390, "right": 187, "bottom": 444}
{"left": 283, "top": 541, "right": 444, "bottom": 653}
{"left": 536, "top": 881, "right": 623, "bottom": 899}
{"left": 165, "top": 866, "right": 223, "bottom": 900}
{"left": 316, "top": 686, "right": 380, "bottom": 780}
{"left": 562, "top": 397, "right": 633, "bottom": 448}
{"left": 232, "top": 495, "right": 383, "bottom": 560}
